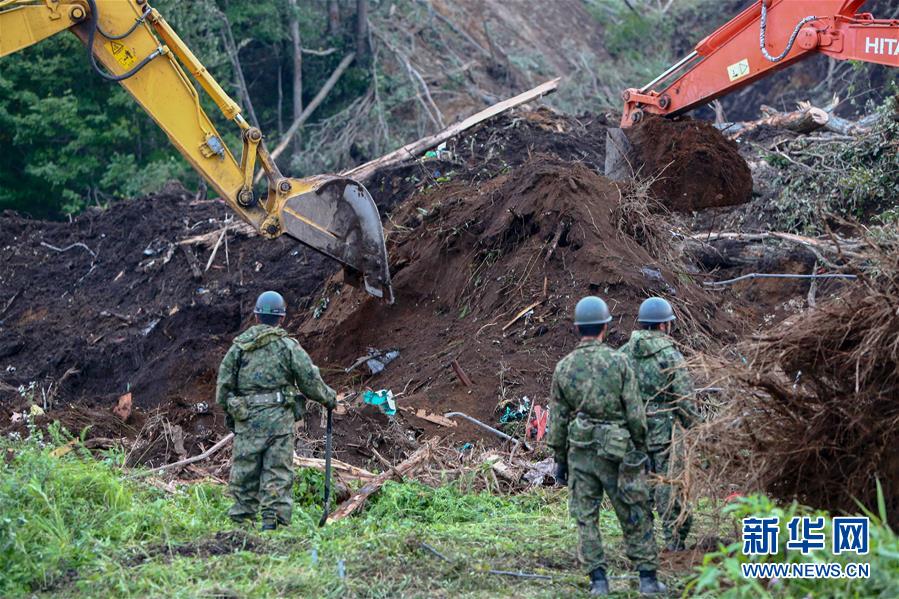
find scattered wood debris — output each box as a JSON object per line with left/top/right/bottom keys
{"left": 450, "top": 359, "right": 473, "bottom": 388}
{"left": 327, "top": 439, "right": 436, "bottom": 522}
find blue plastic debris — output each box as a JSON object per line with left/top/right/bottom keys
{"left": 499, "top": 397, "right": 531, "bottom": 423}
{"left": 362, "top": 389, "right": 397, "bottom": 416}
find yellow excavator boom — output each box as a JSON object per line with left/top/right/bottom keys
{"left": 0, "top": 0, "right": 393, "bottom": 301}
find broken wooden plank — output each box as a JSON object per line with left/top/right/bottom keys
{"left": 178, "top": 221, "right": 257, "bottom": 247}
{"left": 404, "top": 407, "right": 458, "bottom": 427}
{"left": 344, "top": 78, "right": 561, "bottom": 184}
{"left": 482, "top": 453, "right": 521, "bottom": 483}
{"left": 113, "top": 392, "right": 132, "bottom": 421}
{"left": 451, "top": 359, "right": 473, "bottom": 387}
{"left": 502, "top": 301, "right": 541, "bottom": 331}
{"left": 293, "top": 456, "right": 376, "bottom": 481}
{"left": 180, "top": 245, "right": 203, "bottom": 280}
{"left": 327, "top": 440, "right": 435, "bottom": 522}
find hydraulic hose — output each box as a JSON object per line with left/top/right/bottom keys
{"left": 96, "top": 3, "right": 152, "bottom": 40}
{"left": 85, "top": 0, "right": 162, "bottom": 82}
{"left": 759, "top": 2, "right": 820, "bottom": 63}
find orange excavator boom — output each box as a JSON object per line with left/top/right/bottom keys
{"left": 620, "top": 0, "right": 898, "bottom": 127}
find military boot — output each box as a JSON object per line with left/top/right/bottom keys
{"left": 261, "top": 519, "right": 278, "bottom": 531}
{"left": 638, "top": 570, "right": 667, "bottom": 595}
{"left": 589, "top": 568, "right": 610, "bottom": 596}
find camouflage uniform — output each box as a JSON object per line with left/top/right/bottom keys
{"left": 216, "top": 324, "right": 336, "bottom": 525}
{"left": 549, "top": 339, "right": 658, "bottom": 574}
{"left": 621, "top": 329, "right": 698, "bottom": 548}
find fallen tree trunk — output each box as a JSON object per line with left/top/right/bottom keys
{"left": 824, "top": 112, "right": 880, "bottom": 136}
{"left": 686, "top": 231, "right": 865, "bottom": 272}
{"left": 722, "top": 106, "right": 829, "bottom": 139}
{"left": 327, "top": 439, "right": 435, "bottom": 522}
{"left": 344, "top": 78, "right": 560, "bottom": 184}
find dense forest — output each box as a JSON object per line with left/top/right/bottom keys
{"left": 1, "top": 0, "right": 895, "bottom": 218}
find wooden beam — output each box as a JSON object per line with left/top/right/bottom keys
{"left": 294, "top": 455, "right": 376, "bottom": 481}
{"left": 327, "top": 440, "right": 435, "bottom": 522}
{"left": 343, "top": 78, "right": 561, "bottom": 183}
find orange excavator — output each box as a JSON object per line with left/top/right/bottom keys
{"left": 607, "top": 0, "right": 898, "bottom": 177}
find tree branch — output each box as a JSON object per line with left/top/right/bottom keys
{"left": 266, "top": 52, "right": 357, "bottom": 167}
{"left": 216, "top": 11, "right": 260, "bottom": 129}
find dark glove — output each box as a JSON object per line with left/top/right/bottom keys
{"left": 553, "top": 461, "right": 568, "bottom": 486}
{"left": 225, "top": 414, "right": 235, "bottom": 432}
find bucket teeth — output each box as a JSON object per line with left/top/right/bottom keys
{"left": 279, "top": 177, "right": 393, "bottom": 303}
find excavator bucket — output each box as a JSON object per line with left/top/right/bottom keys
{"left": 604, "top": 128, "right": 636, "bottom": 182}
{"left": 277, "top": 177, "right": 394, "bottom": 303}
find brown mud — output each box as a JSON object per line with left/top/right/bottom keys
{"left": 300, "top": 155, "right": 738, "bottom": 446}
{"left": 1, "top": 108, "right": 765, "bottom": 468}
{"left": 629, "top": 115, "right": 753, "bottom": 212}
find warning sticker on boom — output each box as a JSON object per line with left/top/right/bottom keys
{"left": 727, "top": 58, "right": 750, "bottom": 82}
{"left": 105, "top": 41, "right": 137, "bottom": 69}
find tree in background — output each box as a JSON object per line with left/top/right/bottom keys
{"left": 0, "top": 0, "right": 368, "bottom": 219}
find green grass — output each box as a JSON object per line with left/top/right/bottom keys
{"left": 690, "top": 493, "right": 899, "bottom": 599}
{"left": 3, "top": 426, "right": 896, "bottom": 598}
{"left": 0, "top": 426, "right": 656, "bottom": 598}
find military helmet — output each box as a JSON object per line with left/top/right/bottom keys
{"left": 254, "top": 290, "right": 287, "bottom": 316}
{"left": 637, "top": 297, "right": 675, "bottom": 323}
{"left": 574, "top": 296, "right": 613, "bottom": 325}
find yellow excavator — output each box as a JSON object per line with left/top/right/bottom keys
{"left": 0, "top": 0, "right": 394, "bottom": 302}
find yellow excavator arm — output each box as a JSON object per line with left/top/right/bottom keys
{"left": 0, "top": 0, "right": 393, "bottom": 301}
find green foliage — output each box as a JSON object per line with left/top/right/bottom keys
{"left": 0, "top": 432, "right": 614, "bottom": 598}
{"left": 0, "top": 33, "right": 185, "bottom": 217}
{"left": 5, "top": 431, "right": 892, "bottom": 597}
{"left": 0, "top": 0, "right": 365, "bottom": 219}
{"left": 766, "top": 94, "right": 899, "bottom": 232}
{"left": 0, "top": 425, "right": 231, "bottom": 595}
{"left": 689, "top": 493, "right": 899, "bottom": 598}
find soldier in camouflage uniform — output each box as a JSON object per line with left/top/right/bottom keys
{"left": 549, "top": 296, "right": 665, "bottom": 596}
{"left": 216, "top": 290, "right": 337, "bottom": 530}
{"left": 622, "top": 297, "right": 699, "bottom": 552}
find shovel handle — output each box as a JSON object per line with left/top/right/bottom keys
{"left": 318, "top": 407, "right": 334, "bottom": 527}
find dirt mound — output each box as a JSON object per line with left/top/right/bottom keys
{"left": 630, "top": 116, "right": 753, "bottom": 212}
{"left": 0, "top": 182, "right": 339, "bottom": 457}
{"left": 0, "top": 108, "right": 616, "bottom": 464}
{"left": 450, "top": 107, "right": 610, "bottom": 172}
{"left": 300, "top": 156, "right": 734, "bottom": 438}
{"left": 0, "top": 107, "right": 751, "bottom": 467}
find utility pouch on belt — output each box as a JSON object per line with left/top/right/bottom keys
{"left": 226, "top": 396, "right": 249, "bottom": 422}
{"left": 568, "top": 415, "right": 596, "bottom": 449}
{"left": 618, "top": 450, "right": 650, "bottom": 504}
{"left": 596, "top": 423, "right": 629, "bottom": 460}
{"left": 647, "top": 412, "right": 673, "bottom": 450}
{"left": 289, "top": 392, "right": 306, "bottom": 421}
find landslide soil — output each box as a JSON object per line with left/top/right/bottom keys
{"left": 629, "top": 115, "right": 753, "bottom": 212}
{"left": 0, "top": 108, "right": 758, "bottom": 466}
{"left": 301, "top": 154, "right": 740, "bottom": 445}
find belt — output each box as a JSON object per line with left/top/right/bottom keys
{"left": 242, "top": 391, "right": 284, "bottom": 407}
{"left": 575, "top": 413, "right": 625, "bottom": 427}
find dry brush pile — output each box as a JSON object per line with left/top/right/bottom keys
{"left": 683, "top": 228, "right": 899, "bottom": 526}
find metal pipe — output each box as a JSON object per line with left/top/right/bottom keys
{"left": 704, "top": 272, "right": 858, "bottom": 286}
{"left": 444, "top": 412, "right": 531, "bottom": 451}
{"left": 640, "top": 50, "right": 699, "bottom": 92}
